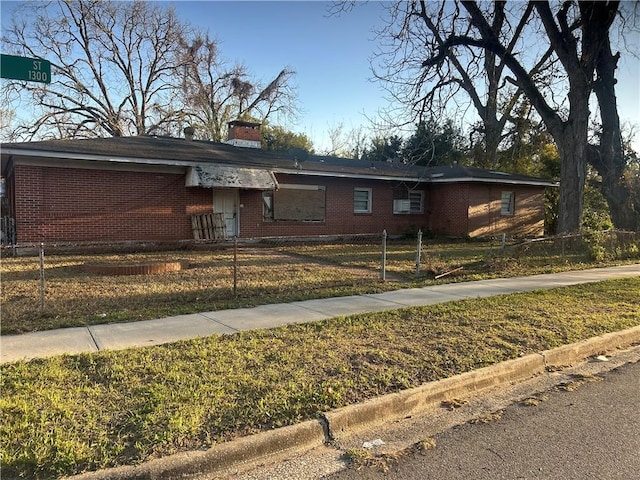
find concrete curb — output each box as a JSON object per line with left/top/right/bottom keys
{"left": 323, "top": 353, "right": 545, "bottom": 440}
{"left": 67, "top": 420, "right": 327, "bottom": 480}
{"left": 541, "top": 324, "right": 640, "bottom": 368}
{"left": 65, "top": 325, "right": 640, "bottom": 480}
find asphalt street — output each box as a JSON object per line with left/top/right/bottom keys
{"left": 324, "top": 359, "right": 640, "bottom": 480}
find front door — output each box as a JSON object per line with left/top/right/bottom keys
{"left": 213, "top": 189, "right": 238, "bottom": 237}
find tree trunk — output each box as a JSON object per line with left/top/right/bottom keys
{"left": 530, "top": 1, "right": 614, "bottom": 235}
{"left": 556, "top": 128, "right": 586, "bottom": 234}
{"left": 483, "top": 120, "right": 502, "bottom": 169}
{"left": 591, "top": 40, "right": 639, "bottom": 231}
{"left": 554, "top": 82, "right": 591, "bottom": 234}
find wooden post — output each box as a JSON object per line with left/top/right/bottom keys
{"left": 415, "top": 229, "right": 423, "bottom": 277}
{"left": 39, "top": 243, "right": 45, "bottom": 311}
{"left": 233, "top": 236, "right": 238, "bottom": 298}
{"left": 381, "top": 230, "right": 387, "bottom": 282}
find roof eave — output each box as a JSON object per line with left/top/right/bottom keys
{"left": 2, "top": 148, "right": 198, "bottom": 169}
{"left": 429, "top": 176, "right": 557, "bottom": 187}
{"left": 272, "top": 167, "right": 426, "bottom": 183}
{"left": 2, "top": 147, "right": 556, "bottom": 187}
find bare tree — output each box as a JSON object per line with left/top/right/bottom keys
{"left": 0, "top": 85, "right": 21, "bottom": 141}
{"left": 0, "top": 107, "right": 18, "bottom": 142}
{"left": 179, "top": 35, "right": 297, "bottom": 141}
{"left": 320, "top": 122, "right": 371, "bottom": 158}
{"left": 587, "top": 7, "right": 639, "bottom": 231}
{"left": 2, "top": 0, "right": 188, "bottom": 139}
{"left": 367, "top": 0, "right": 628, "bottom": 234}
{"left": 367, "top": 2, "right": 553, "bottom": 168}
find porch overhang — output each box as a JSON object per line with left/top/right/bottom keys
{"left": 186, "top": 165, "right": 278, "bottom": 189}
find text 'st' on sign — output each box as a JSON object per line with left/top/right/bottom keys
{"left": 1, "top": 54, "right": 51, "bottom": 83}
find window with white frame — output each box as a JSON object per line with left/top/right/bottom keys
{"left": 501, "top": 191, "right": 515, "bottom": 215}
{"left": 354, "top": 188, "right": 372, "bottom": 213}
{"left": 393, "top": 187, "right": 424, "bottom": 214}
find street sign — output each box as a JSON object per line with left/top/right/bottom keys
{"left": 1, "top": 54, "right": 51, "bottom": 83}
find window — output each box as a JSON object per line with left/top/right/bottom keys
{"left": 393, "top": 188, "right": 424, "bottom": 214}
{"left": 501, "top": 191, "right": 515, "bottom": 215}
{"left": 354, "top": 188, "right": 372, "bottom": 213}
{"left": 265, "top": 184, "right": 326, "bottom": 222}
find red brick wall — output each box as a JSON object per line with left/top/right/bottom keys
{"left": 429, "top": 183, "right": 545, "bottom": 237}
{"left": 239, "top": 174, "right": 428, "bottom": 238}
{"left": 13, "top": 165, "right": 211, "bottom": 243}
{"left": 11, "top": 164, "right": 546, "bottom": 243}
{"left": 467, "top": 185, "right": 545, "bottom": 237}
{"left": 428, "top": 184, "right": 470, "bottom": 236}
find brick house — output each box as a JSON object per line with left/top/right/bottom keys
{"left": 0, "top": 121, "right": 555, "bottom": 245}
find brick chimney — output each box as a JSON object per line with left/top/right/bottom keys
{"left": 226, "top": 120, "right": 261, "bottom": 149}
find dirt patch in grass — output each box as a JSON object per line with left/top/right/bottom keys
{"left": 0, "top": 248, "right": 387, "bottom": 334}
{"left": 1, "top": 278, "right": 639, "bottom": 479}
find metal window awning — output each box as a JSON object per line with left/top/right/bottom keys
{"left": 186, "top": 165, "right": 278, "bottom": 189}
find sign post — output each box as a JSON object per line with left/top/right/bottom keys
{"left": 1, "top": 54, "right": 51, "bottom": 83}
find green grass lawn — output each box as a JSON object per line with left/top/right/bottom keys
{"left": 1, "top": 277, "right": 639, "bottom": 479}
{"left": 2, "top": 237, "right": 638, "bottom": 334}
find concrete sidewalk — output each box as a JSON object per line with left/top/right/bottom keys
{"left": 2, "top": 264, "right": 639, "bottom": 364}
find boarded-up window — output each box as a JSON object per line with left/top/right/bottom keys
{"left": 273, "top": 184, "right": 325, "bottom": 221}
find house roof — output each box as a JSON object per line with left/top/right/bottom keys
{"left": 0, "top": 135, "right": 556, "bottom": 187}
{"left": 425, "top": 164, "right": 556, "bottom": 187}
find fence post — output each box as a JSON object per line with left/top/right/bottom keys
{"left": 39, "top": 243, "right": 45, "bottom": 311}
{"left": 233, "top": 236, "right": 238, "bottom": 298}
{"left": 501, "top": 233, "right": 506, "bottom": 252}
{"left": 608, "top": 230, "right": 614, "bottom": 254}
{"left": 381, "top": 230, "right": 387, "bottom": 282}
{"left": 415, "top": 229, "right": 422, "bottom": 277}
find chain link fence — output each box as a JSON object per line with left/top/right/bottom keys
{"left": 2, "top": 230, "right": 638, "bottom": 335}
{"left": 492, "top": 229, "right": 639, "bottom": 264}
{"left": 1, "top": 233, "right": 390, "bottom": 334}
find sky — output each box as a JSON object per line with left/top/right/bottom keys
{"left": 166, "top": 0, "right": 391, "bottom": 151}
{"left": 1, "top": 1, "right": 639, "bottom": 152}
